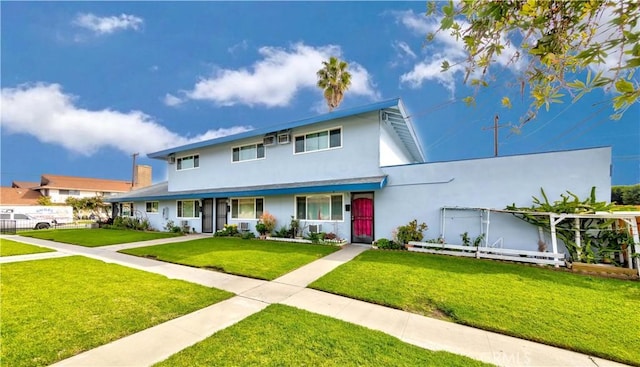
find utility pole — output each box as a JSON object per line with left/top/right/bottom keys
{"left": 482, "top": 115, "right": 509, "bottom": 157}
{"left": 131, "top": 153, "right": 139, "bottom": 188}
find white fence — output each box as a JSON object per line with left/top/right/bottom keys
{"left": 407, "top": 241, "right": 566, "bottom": 267}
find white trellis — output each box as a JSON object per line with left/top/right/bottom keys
{"left": 413, "top": 207, "right": 640, "bottom": 274}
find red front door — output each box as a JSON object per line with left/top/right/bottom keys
{"left": 351, "top": 193, "right": 374, "bottom": 243}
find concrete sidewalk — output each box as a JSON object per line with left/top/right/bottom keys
{"left": 3, "top": 235, "right": 630, "bottom": 367}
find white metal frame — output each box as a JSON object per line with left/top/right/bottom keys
{"left": 439, "top": 206, "right": 640, "bottom": 274}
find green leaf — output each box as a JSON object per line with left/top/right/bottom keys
{"left": 615, "top": 79, "right": 634, "bottom": 93}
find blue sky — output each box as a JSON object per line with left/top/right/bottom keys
{"left": 2, "top": 1, "right": 638, "bottom": 189}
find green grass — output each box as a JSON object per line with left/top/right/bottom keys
{"left": 0, "top": 238, "right": 54, "bottom": 256}
{"left": 19, "top": 228, "right": 180, "bottom": 247}
{"left": 310, "top": 250, "right": 640, "bottom": 365}
{"left": 121, "top": 237, "right": 339, "bottom": 280}
{"left": 156, "top": 304, "right": 492, "bottom": 367}
{"left": 0, "top": 256, "right": 233, "bottom": 367}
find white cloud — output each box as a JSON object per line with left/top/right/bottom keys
{"left": 228, "top": 40, "right": 249, "bottom": 54}
{"left": 163, "top": 93, "right": 184, "bottom": 107}
{"left": 394, "top": 41, "right": 417, "bottom": 59}
{"left": 394, "top": 10, "right": 524, "bottom": 96}
{"left": 73, "top": 13, "right": 143, "bottom": 35}
{"left": 1, "top": 83, "right": 251, "bottom": 156}
{"left": 178, "top": 42, "right": 379, "bottom": 108}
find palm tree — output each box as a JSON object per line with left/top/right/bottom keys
{"left": 316, "top": 56, "right": 352, "bottom": 111}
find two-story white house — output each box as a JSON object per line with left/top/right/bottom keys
{"left": 108, "top": 98, "right": 611, "bottom": 248}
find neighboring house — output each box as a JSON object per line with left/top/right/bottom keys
{"left": 3, "top": 166, "right": 152, "bottom": 218}
{"left": 0, "top": 186, "right": 43, "bottom": 205}
{"left": 107, "top": 98, "right": 611, "bottom": 250}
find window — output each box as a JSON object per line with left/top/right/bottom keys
{"left": 296, "top": 195, "right": 343, "bottom": 221}
{"left": 295, "top": 128, "right": 341, "bottom": 154}
{"left": 232, "top": 143, "right": 265, "bottom": 162}
{"left": 59, "top": 189, "right": 80, "bottom": 196}
{"left": 120, "top": 202, "right": 133, "bottom": 217}
{"left": 146, "top": 201, "right": 159, "bottom": 213}
{"left": 0, "top": 214, "right": 9, "bottom": 219}
{"left": 177, "top": 200, "right": 200, "bottom": 218}
{"left": 231, "top": 198, "right": 264, "bottom": 219}
{"left": 177, "top": 155, "right": 199, "bottom": 170}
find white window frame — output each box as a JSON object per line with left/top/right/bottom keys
{"left": 145, "top": 201, "right": 159, "bottom": 213}
{"left": 294, "top": 127, "right": 342, "bottom": 154}
{"left": 232, "top": 142, "right": 265, "bottom": 163}
{"left": 295, "top": 194, "right": 343, "bottom": 221}
{"left": 231, "top": 197, "right": 264, "bottom": 219}
{"left": 177, "top": 200, "right": 200, "bottom": 218}
{"left": 176, "top": 154, "right": 200, "bottom": 171}
{"left": 120, "top": 202, "right": 134, "bottom": 217}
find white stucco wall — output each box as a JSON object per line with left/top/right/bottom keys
{"left": 167, "top": 112, "right": 384, "bottom": 192}
{"left": 375, "top": 147, "right": 612, "bottom": 252}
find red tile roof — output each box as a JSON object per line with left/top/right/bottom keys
{"left": 39, "top": 174, "right": 133, "bottom": 193}
{"left": 0, "top": 187, "right": 43, "bottom": 205}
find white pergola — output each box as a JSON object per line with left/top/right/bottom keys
{"left": 439, "top": 207, "right": 640, "bottom": 275}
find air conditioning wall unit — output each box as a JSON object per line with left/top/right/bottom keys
{"left": 168, "top": 155, "right": 176, "bottom": 164}
{"left": 263, "top": 134, "right": 276, "bottom": 146}
{"left": 308, "top": 224, "right": 322, "bottom": 233}
{"left": 278, "top": 132, "right": 291, "bottom": 144}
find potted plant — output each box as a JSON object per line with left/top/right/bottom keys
{"left": 257, "top": 212, "right": 276, "bottom": 239}
{"left": 255, "top": 222, "right": 268, "bottom": 239}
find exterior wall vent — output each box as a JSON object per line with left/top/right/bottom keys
{"left": 240, "top": 222, "right": 249, "bottom": 231}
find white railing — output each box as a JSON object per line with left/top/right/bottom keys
{"left": 407, "top": 241, "right": 565, "bottom": 266}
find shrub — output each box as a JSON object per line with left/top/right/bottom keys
{"left": 214, "top": 224, "right": 239, "bottom": 237}
{"left": 255, "top": 222, "right": 268, "bottom": 235}
{"left": 375, "top": 238, "right": 404, "bottom": 250}
{"left": 110, "top": 216, "right": 151, "bottom": 231}
{"left": 324, "top": 232, "right": 337, "bottom": 240}
{"left": 395, "top": 219, "right": 428, "bottom": 245}
{"left": 258, "top": 212, "right": 277, "bottom": 234}
{"left": 241, "top": 231, "right": 256, "bottom": 240}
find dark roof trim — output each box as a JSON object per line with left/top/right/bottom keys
{"left": 105, "top": 176, "right": 388, "bottom": 203}
{"left": 148, "top": 98, "right": 403, "bottom": 160}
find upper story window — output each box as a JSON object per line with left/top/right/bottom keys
{"left": 177, "top": 154, "right": 199, "bottom": 170}
{"left": 232, "top": 143, "right": 265, "bottom": 162}
{"left": 59, "top": 189, "right": 80, "bottom": 196}
{"left": 295, "top": 128, "right": 341, "bottom": 154}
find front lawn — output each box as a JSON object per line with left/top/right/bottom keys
{"left": 156, "top": 304, "right": 491, "bottom": 367}
{"left": 121, "top": 237, "right": 339, "bottom": 280}
{"left": 19, "top": 228, "right": 180, "bottom": 247}
{"left": 0, "top": 256, "right": 232, "bottom": 367}
{"left": 0, "top": 238, "right": 54, "bottom": 256}
{"left": 310, "top": 251, "right": 640, "bottom": 365}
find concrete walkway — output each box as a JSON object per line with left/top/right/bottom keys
{"left": 1, "top": 235, "right": 629, "bottom": 367}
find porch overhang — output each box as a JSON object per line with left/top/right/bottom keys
{"left": 105, "top": 176, "right": 388, "bottom": 203}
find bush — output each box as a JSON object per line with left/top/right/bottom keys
{"left": 241, "top": 231, "right": 256, "bottom": 240}
{"left": 214, "top": 224, "right": 239, "bottom": 237}
{"left": 612, "top": 184, "right": 640, "bottom": 205}
{"left": 375, "top": 238, "right": 404, "bottom": 250}
{"left": 258, "top": 212, "right": 277, "bottom": 234}
{"left": 395, "top": 220, "right": 428, "bottom": 245}
{"left": 110, "top": 216, "right": 152, "bottom": 231}
{"left": 273, "top": 226, "right": 293, "bottom": 238}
